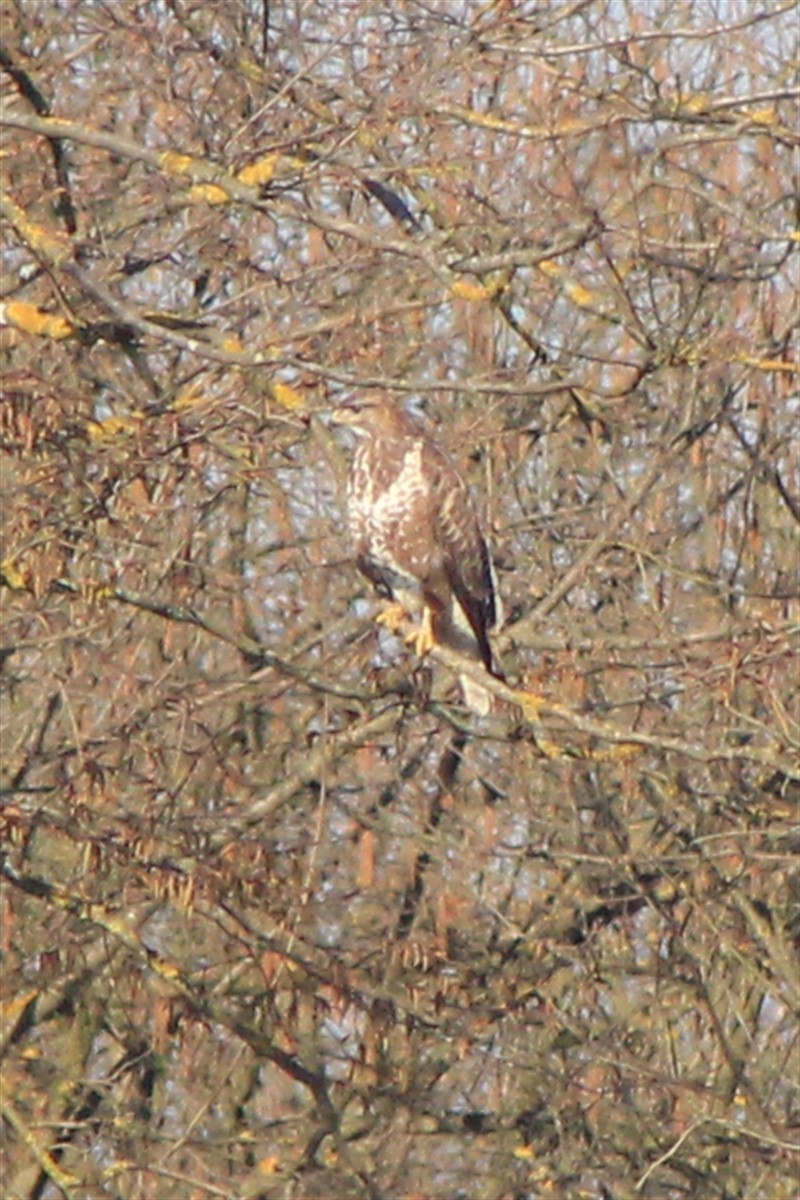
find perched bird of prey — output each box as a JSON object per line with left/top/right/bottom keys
{"left": 331, "top": 397, "right": 502, "bottom": 714}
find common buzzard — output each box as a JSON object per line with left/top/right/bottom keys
{"left": 331, "top": 397, "right": 502, "bottom": 713}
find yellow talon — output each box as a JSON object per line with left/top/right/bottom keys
{"left": 376, "top": 602, "right": 435, "bottom": 658}
{"left": 405, "top": 606, "right": 435, "bottom": 657}
{"left": 376, "top": 601, "right": 407, "bottom": 633}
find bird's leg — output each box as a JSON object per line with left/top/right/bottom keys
{"left": 375, "top": 601, "right": 408, "bottom": 633}
{"left": 405, "top": 605, "right": 435, "bottom": 658}
{"left": 376, "top": 601, "right": 435, "bottom": 657}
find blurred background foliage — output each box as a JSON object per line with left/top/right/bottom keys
{"left": 1, "top": 2, "right": 798, "bottom": 1197}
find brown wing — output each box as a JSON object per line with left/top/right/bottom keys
{"left": 425, "top": 440, "right": 500, "bottom": 674}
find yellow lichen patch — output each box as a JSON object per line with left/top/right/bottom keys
{"left": 0, "top": 192, "right": 73, "bottom": 265}
{"left": 449, "top": 105, "right": 533, "bottom": 134}
{"left": 0, "top": 301, "right": 74, "bottom": 340}
{"left": 514, "top": 689, "right": 546, "bottom": 720}
{"left": 670, "top": 337, "right": 703, "bottom": 366}
{"left": 535, "top": 738, "right": 562, "bottom": 759}
{"left": 80, "top": 583, "right": 116, "bottom": 605}
{"left": 675, "top": 92, "right": 711, "bottom": 114}
{"left": 86, "top": 416, "right": 140, "bottom": 444}
{"left": 733, "top": 354, "right": 797, "bottom": 374}
{"left": 356, "top": 125, "right": 379, "bottom": 149}
{"left": 537, "top": 259, "right": 563, "bottom": 280}
{"left": 256, "top": 1156, "right": 280, "bottom": 1176}
{"left": 171, "top": 386, "right": 207, "bottom": 412}
{"left": 151, "top": 956, "right": 182, "bottom": 981}
{"left": 539, "top": 260, "right": 604, "bottom": 312}
{"left": 745, "top": 107, "right": 777, "bottom": 125}
{"left": 187, "top": 182, "right": 229, "bottom": 205}
{"left": 0, "top": 558, "right": 31, "bottom": 590}
{"left": 235, "top": 57, "right": 267, "bottom": 84}
{"left": 220, "top": 334, "right": 244, "bottom": 354}
{"left": 183, "top": 154, "right": 277, "bottom": 205}
{"left": 271, "top": 381, "right": 306, "bottom": 412}
{"left": 159, "top": 150, "right": 195, "bottom": 176}
{"left": 451, "top": 278, "right": 492, "bottom": 302}
{"left": 237, "top": 155, "right": 278, "bottom": 187}
{"left": 564, "top": 280, "right": 598, "bottom": 307}
{"left": 318, "top": 1140, "right": 338, "bottom": 1167}
{"left": 584, "top": 742, "right": 646, "bottom": 763}
{"left": 0, "top": 988, "right": 38, "bottom": 1040}
{"left": 102, "top": 1161, "right": 136, "bottom": 1181}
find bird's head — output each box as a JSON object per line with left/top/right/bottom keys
{"left": 327, "top": 396, "right": 411, "bottom": 439}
